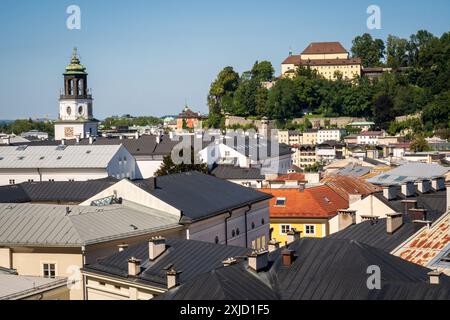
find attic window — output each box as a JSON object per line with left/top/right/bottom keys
{"left": 275, "top": 198, "right": 286, "bottom": 206}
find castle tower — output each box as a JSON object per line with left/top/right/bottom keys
{"left": 54, "top": 48, "right": 99, "bottom": 141}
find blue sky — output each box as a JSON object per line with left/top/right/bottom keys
{"left": 0, "top": 0, "right": 449, "bottom": 120}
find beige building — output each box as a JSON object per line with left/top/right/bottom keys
{"left": 0, "top": 203, "right": 184, "bottom": 300}
{"left": 277, "top": 130, "right": 302, "bottom": 146}
{"left": 302, "top": 129, "right": 318, "bottom": 145}
{"left": 282, "top": 42, "right": 362, "bottom": 80}
{"left": 0, "top": 274, "right": 70, "bottom": 300}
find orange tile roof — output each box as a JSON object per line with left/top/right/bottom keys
{"left": 395, "top": 213, "right": 450, "bottom": 267}
{"left": 270, "top": 173, "right": 306, "bottom": 182}
{"left": 321, "top": 175, "right": 381, "bottom": 201}
{"left": 302, "top": 42, "right": 348, "bottom": 55}
{"left": 260, "top": 185, "right": 348, "bottom": 219}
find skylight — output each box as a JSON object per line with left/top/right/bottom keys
{"left": 276, "top": 198, "right": 286, "bottom": 206}
{"left": 16, "top": 145, "right": 27, "bottom": 151}
{"left": 56, "top": 145, "right": 67, "bottom": 151}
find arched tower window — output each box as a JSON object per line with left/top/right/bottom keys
{"left": 68, "top": 79, "right": 74, "bottom": 95}
{"left": 77, "top": 79, "right": 83, "bottom": 96}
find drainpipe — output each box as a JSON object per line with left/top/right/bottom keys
{"left": 225, "top": 211, "right": 232, "bottom": 245}
{"left": 37, "top": 168, "right": 42, "bottom": 182}
{"left": 81, "top": 246, "right": 87, "bottom": 301}
{"left": 244, "top": 205, "right": 252, "bottom": 248}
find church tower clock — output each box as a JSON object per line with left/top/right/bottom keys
{"left": 54, "top": 48, "right": 99, "bottom": 141}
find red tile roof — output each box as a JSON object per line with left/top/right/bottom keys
{"left": 260, "top": 185, "right": 348, "bottom": 219}
{"left": 270, "top": 173, "right": 306, "bottom": 182}
{"left": 302, "top": 42, "right": 348, "bottom": 55}
{"left": 321, "top": 175, "right": 381, "bottom": 201}
{"left": 282, "top": 56, "right": 361, "bottom": 67}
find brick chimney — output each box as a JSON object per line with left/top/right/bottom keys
{"left": 417, "top": 179, "right": 431, "bottom": 193}
{"left": 281, "top": 248, "right": 295, "bottom": 267}
{"left": 286, "top": 229, "right": 301, "bottom": 244}
{"left": 167, "top": 268, "right": 182, "bottom": 289}
{"left": 386, "top": 213, "right": 403, "bottom": 234}
{"left": 408, "top": 208, "right": 427, "bottom": 221}
{"left": 401, "top": 181, "right": 416, "bottom": 198}
{"left": 128, "top": 257, "right": 141, "bottom": 277}
{"left": 118, "top": 244, "right": 129, "bottom": 252}
{"left": 148, "top": 177, "right": 157, "bottom": 190}
{"left": 383, "top": 185, "right": 397, "bottom": 201}
{"left": 428, "top": 270, "right": 442, "bottom": 285}
{"left": 149, "top": 237, "right": 166, "bottom": 260}
{"left": 401, "top": 200, "right": 417, "bottom": 215}
{"left": 268, "top": 239, "right": 281, "bottom": 253}
{"left": 247, "top": 250, "right": 269, "bottom": 272}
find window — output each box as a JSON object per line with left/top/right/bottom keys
{"left": 28, "top": 179, "right": 34, "bottom": 182}
{"left": 9, "top": 179, "right": 15, "bottom": 185}
{"left": 214, "top": 236, "right": 219, "bottom": 244}
{"left": 114, "top": 285, "right": 121, "bottom": 290}
{"left": 43, "top": 263, "right": 56, "bottom": 278}
{"left": 261, "top": 218, "right": 265, "bottom": 225}
{"left": 232, "top": 230, "right": 236, "bottom": 237}
{"left": 99, "top": 282, "right": 106, "bottom": 286}
{"left": 305, "top": 225, "right": 316, "bottom": 235}
{"left": 251, "top": 222, "right": 255, "bottom": 229}
{"left": 236, "top": 228, "right": 240, "bottom": 236}
{"left": 280, "top": 224, "right": 291, "bottom": 235}
{"left": 275, "top": 198, "right": 286, "bottom": 206}
{"left": 68, "top": 179, "right": 75, "bottom": 182}
{"left": 49, "top": 179, "right": 55, "bottom": 182}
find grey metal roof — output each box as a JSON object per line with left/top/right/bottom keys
{"left": 0, "top": 275, "right": 68, "bottom": 300}
{"left": 368, "top": 163, "right": 449, "bottom": 186}
{"left": 0, "top": 145, "right": 123, "bottom": 169}
{"left": 372, "top": 188, "right": 447, "bottom": 221}
{"left": 328, "top": 218, "right": 423, "bottom": 252}
{"left": 0, "top": 203, "right": 180, "bottom": 247}
{"left": 134, "top": 172, "right": 272, "bottom": 223}
{"left": 335, "top": 165, "right": 371, "bottom": 177}
{"left": 157, "top": 238, "right": 450, "bottom": 300}
{"left": 210, "top": 165, "right": 265, "bottom": 180}
{"left": 9, "top": 135, "right": 179, "bottom": 157}
{"left": 0, "top": 178, "right": 118, "bottom": 204}
{"left": 83, "top": 238, "right": 252, "bottom": 289}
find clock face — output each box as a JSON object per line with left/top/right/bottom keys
{"left": 66, "top": 107, "right": 72, "bottom": 116}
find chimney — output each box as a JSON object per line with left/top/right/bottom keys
{"left": 408, "top": 208, "right": 427, "bottom": 221}
{"left": 61, "top": 138, "right": 65, "bottom": 146}
{"left": 65, "top": 207, "right": 71, "bottom": 216}
{"left": 281, "top": 249, "right": 295, "bottom": 267}
{"left": 222, "top": 257, "right": 238, "bottom": 267}
{"left": 89, "top": 136, "right": 94, "bottom": 145}
{"left": 86, "top": 132, "right": 90, "bottom": 139}
{"left": 286, "top": 229, "right": 301, "bottom": 244}
{"left": 268, "top": 239, "right": 281, "bottom": 253}
{"left": 386, "top": 213, "right": 403, "bottom": 234}
{"left": 401, "top": 181, "right": 416, "bottom": 198}
{"left": 167, "top": 268, "right": 182, "bottom": 289}
{"left": 428, "top": 270, "right": 442, "bottom": 285}
{"left": 135, "top": 131, "right": 140, "bottom": 140}
{"left": 169, "top": 131, "right": 174, "bottom": 139}
{"left": 349, "top": 194, "right": 362, "bottom": 205}
{"left": 147, "top": 177, "right": 157, "bottom": 190}
{"left": 418, "top": 179, "right": 431, "bottom": 194}
{"left": 149, "top": 237, "right": 166, "bottom": 260}
{"left": 299, "top": 183, "right": 305, "bottom": 192}
{"left": 75, "top": 135, "right": 80, "bottom": 144}
{"left": 401, "top": 200, "right": 417, "bottom": 215}
{"left": 119, "top": 135, "right": 123, "bottom": 140}
{"left": 338, "top": 210, "right": 356, "bottom": 231}
{"left": 446, "top": 182, "right": 450, "bottom": 213}
{"left": 383, "top": 185, "right": 397, "bottom": 201}
{"left": 118, "top": 244, "right": 129, "bottom": 252}
{"left": 431, "top": 177, "right": 445, "bottom": 191}
{"left": 128, "top": 257, "right": 141, "bottom": 277}
{"left": 247, "top": 250, "right": 269, "bottom": 272}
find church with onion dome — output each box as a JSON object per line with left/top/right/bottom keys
{"left": 54, "top": 48, "right": 99, "bottom": 141}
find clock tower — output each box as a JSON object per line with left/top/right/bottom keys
{"left": 54, "top": 48, "right": 99, "bottom": 141}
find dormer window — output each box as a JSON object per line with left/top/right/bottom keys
{"left": 275, "top": 198, "right": 286, "bottom": 206}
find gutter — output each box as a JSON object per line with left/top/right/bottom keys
{"left": 244, "top": 204, "right": 252, "bottom": 248}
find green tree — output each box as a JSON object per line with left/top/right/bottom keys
{"left": 410, "top": 136, "right": 432, "bottom": 152}
{"left": 251, "top": 61, "right": 275, "bottom": 82}
{"left": 265, "top": 78, "right": 300, "bottom": 120}
{"left": 155, "top": 149, "right": 208, "bottom": 177}
{"left": 386, "top": 35, "right": 410, "bottom": 68}
{"left": 351, "top": 33, "right": 385, "bottom": 67}
{"left": 373, "top": 94, "right": 395, "bottom": 130}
